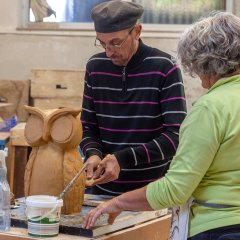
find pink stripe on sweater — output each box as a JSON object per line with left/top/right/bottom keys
{"left": 160, "top": 97, "right": 185, "bottom": 103}
{"left": 142, "top": 144, "right": 150, "bottom": 163}
{"left": 84, "top": 94, "right": 93, "bottom": 100}
{"left": 166, "top": 65, "right": 178, "bottom": 76}
{"left": 82, "top": 120, "right": 97, "bottom": 125}
{"left": 163, "top": 124, "right": 181, "bottom": 127}
{"left": 99, "top": 126, "right": 162, "bottom": 132}
{"left": 89, "top": 72, "right": 121, "bottom": 77}
{"left": 128, "top": 66, "right": 179, "bottom": 78}
{"left": 128, "top": 71, "right": 166, "bottom": 77}
{"left": 88, "top": 66, "right": 178, "bottom": 78}
{"left": 94, "top": 100, "right": 158, "bottom": 104}
{"left": 113, "top": 178, "right": 162, "bottom": 183}
{"left": 162, "top": 133, "right": 176, "bottom": 151}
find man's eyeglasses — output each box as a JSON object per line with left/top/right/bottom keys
{"left": 94, "top": 26, "right": 135, "bottom": 51}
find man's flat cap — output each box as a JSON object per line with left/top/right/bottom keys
{"left": 91, "top": 0, "right": 144, "bottom": 33}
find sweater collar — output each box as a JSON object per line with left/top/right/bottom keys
{"left": 125, "top": 39, "right": 149, "bottom": 69}
{"left": 208, "top": 74, "right": 240, "bottom": 93}
{"left": 114, "top": 39, "right": 150, "bottom": 71}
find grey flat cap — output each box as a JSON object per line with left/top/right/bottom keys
{"left": 91, "top": 0, "right": 144, "bottom": 33}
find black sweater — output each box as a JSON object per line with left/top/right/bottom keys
{"left": 80, "top": 39, "right": 187, "bottom": 195}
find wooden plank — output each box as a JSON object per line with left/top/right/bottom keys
{"left": 10, "top": 123, "right": 29, "bottom": 147}
{"left": 92, "top": 208, "right": 168, "bottom": 237}
{"left": 0, "top": 235, "right": 32, "bottom": 240}
{"left": 101, "top": 214, "right": 171, "bottom": 240}
{"left": 0, "top": 132, "right": 10, "bottom": 141}
{"left": 17, "top": 80, "right": 30, "bottom": 122}
{"left": 33, "top": 97, "right": 83, "bottom": 110}
{"left": 0, "top": 80, "right": 30, "bottom": 122}
{"left": 0, "top": 228, "right": 88, "bottom": 240}
{"left": 30, "top": 69, "right": 85, "bottom": 98}
{"left": 9, "top": 145, "right": 15, "bottom": 192}
{"left": 12, "top": 147, "right": 29, "bottom": 198}
{"left": 9, "top": 123, "right": 29, "bottom": 195}
{"left": 0, "top": 103, "right": 13, "bottom": 108}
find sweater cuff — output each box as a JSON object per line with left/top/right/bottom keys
{"left": 85, "top": 150, "right": 102, "bottom": 160}
{"left": 114, "top": 148, "right": 132, "bottom": 169}
{"left": 146, "top": 182, "right": 159, "bottom": 210}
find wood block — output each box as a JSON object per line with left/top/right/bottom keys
{"left": 0, "top": 80, "right": 30, "bottom": 122}
{"left": 10, "top": 123, "right": 29, "bottom": 147}
{"left": 11, "top": 146, "right": 29, "bottom": 198}
{"left": 9, "top": 123, "right": 30, "bottom": 196}
{"left": 0, "top": 132, "right": 10, "bottom": 141}
{"left": 92, "top": 209, "right": 169, "bottom": 237}
{"left": 33, "top": 97, "right": 82, "bottom": 110}
{"left": 102, "top": 214, "right": 171, "bottom": 240}
{"left": 0, "top": 103, "right": 13, "bottom": 108}
{"left": 30, "top": 69, "right": 85, "bottom": 98}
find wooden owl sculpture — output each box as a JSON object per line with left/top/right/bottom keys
{"left": 24, "top": 105, "right": 86, "bottom": 214}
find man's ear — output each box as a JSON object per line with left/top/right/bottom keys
{"left": 135, "top": 24, "right": 142, "bottom": 40}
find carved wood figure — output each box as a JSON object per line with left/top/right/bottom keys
{"left": 24, "top": 106, "right": 86, "bottom": 214}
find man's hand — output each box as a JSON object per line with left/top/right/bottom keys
{"left": 82, "top": 197, "right": 122, "bottom": 229}
{"left": 85, "top": 155, "right": 101, "bottom": 184}
{"left": 93, "top": 154, "right": 120, "bottom": 185}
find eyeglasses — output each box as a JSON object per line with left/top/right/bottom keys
{"left": 94, "top": 26, "right": 135, "bottom": 51}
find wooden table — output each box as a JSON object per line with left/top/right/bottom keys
{"left": 0, "top": 214, "right": 171, "bottom": 240}
{"left": 9, "top": 123, "right": 29, "bottom": 197}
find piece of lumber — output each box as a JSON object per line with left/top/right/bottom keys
{"left": 33, "top": 97, "right": 83, "bottom": 110}
{"left": 10, "top": 123, "right": 28, "bottom": 147}
{"left": 101, "top": 214, "right": 171, "bottom": 240}
{"left": 30, "top": 69, "right": 85, "bottom": 98}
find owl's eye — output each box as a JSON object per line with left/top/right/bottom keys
{"left": 50, "top": 115, "right": 74, "bottom": 143}
{"left": 25, "top": 115, "right": 44, "bottom": 146}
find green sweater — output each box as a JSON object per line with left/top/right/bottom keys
{"left": 146, "top": 75, "right": 240, "bottom": 237}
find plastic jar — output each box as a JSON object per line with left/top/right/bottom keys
{"left": 26, "top": 195, "right": 63, "bottom": 237}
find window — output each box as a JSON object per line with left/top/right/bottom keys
{"left": 26, "top": 0, "right": 231, "bottom": 30}
{"left": 29, "top": 0, "right": 105, "bottom": 22}
{"left": 29, "top": 0, "right": 226, "bottom": 24}
{"left": 138, "top": 0, "right": 226, "bottom": 24}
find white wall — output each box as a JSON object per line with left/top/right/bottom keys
{"left": 1, "top": 0, "right": 238, "bottom": 109}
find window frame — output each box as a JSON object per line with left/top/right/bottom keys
{"left": 19, "top": 0, "right": 233, "bottom": 35}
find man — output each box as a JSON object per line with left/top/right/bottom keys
{"left": 80, "top": 0, "right": 187, "bottom": 196}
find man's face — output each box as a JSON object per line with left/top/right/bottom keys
{"left": 95, "top": 26, "right": 140, "bottom": 66}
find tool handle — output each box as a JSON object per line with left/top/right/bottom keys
{"left": 59, "top": 162, "right": 87, "bottom": 199}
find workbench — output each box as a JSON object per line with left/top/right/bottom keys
{"left": 0, "top": 214, "right": 171, "bottom": 240}
{"left": 8, "top": 122, "right": 172, "bottom": 239}
{"left": 10, "top": 195, "right": 171, "bottom": 240}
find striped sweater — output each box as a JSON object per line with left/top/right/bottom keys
{"left": 80, "top": 39, "right": 187, "bottom": 195}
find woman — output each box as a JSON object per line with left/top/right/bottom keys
{"left": 83, "top": 12, "right": 240, "bottom": 240}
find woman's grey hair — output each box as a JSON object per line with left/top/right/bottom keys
{"left": 177, "top": 12, "right": 240, "bottom": 78}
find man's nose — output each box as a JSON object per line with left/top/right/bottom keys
{"left": 105, "top": 47, "right": 115, "bottom": 57}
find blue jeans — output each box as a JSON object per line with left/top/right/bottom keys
{"left": 188, "top": 225, "right": 240, "bottom": 240}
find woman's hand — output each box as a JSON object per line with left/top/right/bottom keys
{"left": 82, "top": 197, "right": 122, "bottom": 229}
